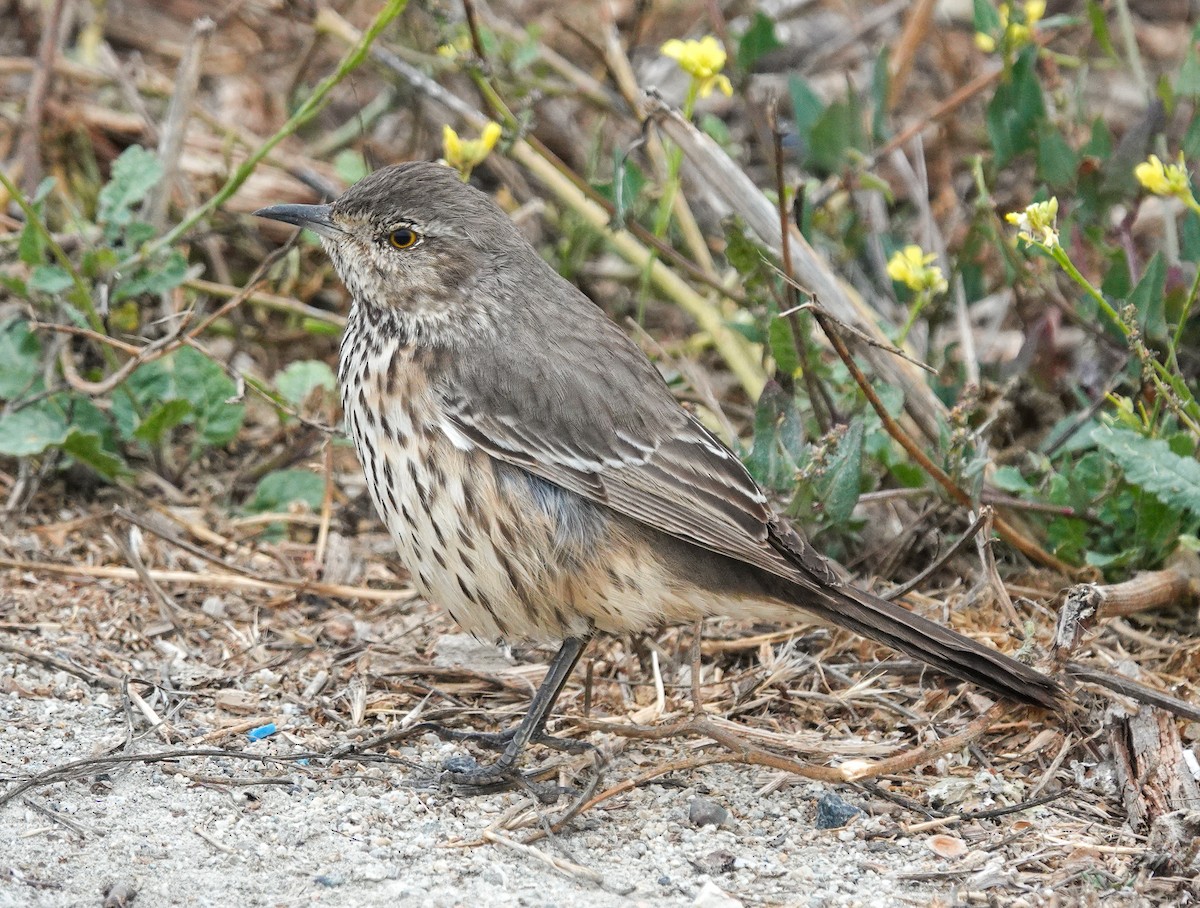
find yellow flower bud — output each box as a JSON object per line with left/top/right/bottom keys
{"left": 886, "top": 245, "right": 948, "bottom": 294}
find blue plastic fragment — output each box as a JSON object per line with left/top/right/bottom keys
{"left": 248, "top": 723, "right": 277, "bottom": 742}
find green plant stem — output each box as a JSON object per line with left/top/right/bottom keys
{"left": 122, "top": 0, "right": 408, "bottom": 271}
{"left": 896, "top": 289, "right": 931, "bottom": 346}
{"left": 1044, "top": 239, "right": 1199, "bottom": 435}
{"left": 638, "top": 81, "right": 698, "bottom": 307}
{"left": 1049, "top": 245, "right": 1129, "bottom": 336}
{"left": 653, "top": 82, "right": 698, "bottom": 236}
{"left": 467, "top": 68, "right": 518, "bottom": 131}
{"left": 1169, "top": 260, "right": 1200, "bottom": 361}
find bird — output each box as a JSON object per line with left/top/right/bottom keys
{"left": 255, "top": 161, "right": 1062, "bottom": 785}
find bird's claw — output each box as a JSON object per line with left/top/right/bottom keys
{"left": 439, "top": 755, "right": 563, "bottom": 802}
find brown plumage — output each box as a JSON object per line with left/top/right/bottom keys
{"left": 256, "top": 162, "right": 1062, "bottom": 783}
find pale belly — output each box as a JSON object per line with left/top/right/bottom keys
{"left": 338, "top": 329, "right": 778, "bottom": 642}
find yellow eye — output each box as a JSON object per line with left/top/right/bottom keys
{"left": 388, "top": 227, "right": 420, "bottom": 249}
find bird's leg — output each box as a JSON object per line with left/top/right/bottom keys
{"left": 440, "top": 636, "right": 589, "bottom": 786}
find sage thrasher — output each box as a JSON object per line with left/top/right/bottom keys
{"left": 256, "top": 162, "right": 1061, "bottom": 784}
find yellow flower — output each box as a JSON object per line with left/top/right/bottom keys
{"left": 886, "top": 245, "right": 948, "bottom": 294}
{"left": 661, "top": 36, "right": 733, "bottom": 98}
{"left": 976, "top": 1, "right": 1043, "bottom": 54}
{"left": 1135, "top": 153, "right": 1192, "bottom": 199}
{"left": 436, "top": 35, "right": 471, "bottom": 60}
{"left": 1005, "top": 197, "right": 1060, "bottom": 248}
{"left": 441, "top": 122, "right": 502, "bottom": 179}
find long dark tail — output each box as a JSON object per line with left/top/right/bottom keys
{"left": 798, "top": 579, "right": 1063, "bottom": 709}
{"left": 762, "top": 520, "right": 1063, "bottom": 708}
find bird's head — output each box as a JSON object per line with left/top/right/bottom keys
{"left": 256, "top": 162, "right": 521, "bottom": 333}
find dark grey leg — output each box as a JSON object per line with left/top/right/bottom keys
{"left": 441, "top": 637, "right": 589, "bottom": 785}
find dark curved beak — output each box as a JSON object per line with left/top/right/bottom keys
{"left": 254, "top": 203, "right": 341, "bottom": 239}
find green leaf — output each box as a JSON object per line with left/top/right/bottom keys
{"left": 1128, "top": 252, "right": 1167, "bottom": 340}
{"left": 133, "top": 398, "right": 193, "bottom": 444}
{"left": 1100, "top": 249, "right": 1131, "bottom": 300}
{"left": 1085, "top": 0, "right": 1118, "bottom": 58}
{"left": 986, "top": 48, "right": 1045, "bottom": 166}
{"left": 1177, "top": 23, "right": 1200, "bottom": 98}
{"left": 0, "top": 404, "right": 70, "bottom": 456}
{"left": 1046, "top": 514, "right": 1089, "bottom": 564}
{"left": 275, "top": 360, "right": 336, "bottom": 408}
{"left": 1185, "top": 115, "right": 1200, "bottom": 162}
{"left": 1036, "top": 129, "right": 1077, "bottom": 189}
{"left": 788, "top": 75, "right": 824, "bottom": 153}
{"left": 724, "top": 226, "right": 766, "bottom": 274}
{"left": 16, "top": 177, "right": 56, "bottom": 266}
{"left": 1092, "top": 425, "right": 1200, "bottom": 517}
{"left": 62, "top": 429, "right": 126, "bottom": 480}
{"left": 875, "top": 382, "right": 906, "bottom": 418}
{"left": 815, "top": 419, "right": 864, "bottom": 525}
{"left": 992, "top": 465, "right": 1034, "bottom": 494}
{"left": 114, "top": 346, "right": 244, "bottom": 455}
{"left": 247, "top": 469, "right": 326, "bottom": 513}
{"left": 807, "top": 97, "right": 866, "bottom": 174}
{"left": 121, "top": 220, "right": 157, "bottom": 250}
{"left": 80, "top": 245, "right": 119, "bottom": 282}
{"left": 744, "top": 382, "right": 803, "bottom": 491}
{"left": 737, "top": 11, "right": 782, "bottom": 71}
{"left": 28, "top": 265, "right": 74, "bottom": 295}
{"left": 113, "top": 249, "right": 189, "bottom": 301}
{"left": 699, "top": 114, "right": 732, "bottom": 146}
{"left": 1181, "top": 209, "right": 1200, "bottom": 262}
{"left": 768, "top": 316, "right": 799, "bottom": 377}
{"left": 97, "top": 145, "right": 163, "bottom": 227}
{"left": 0, "top": 320, "right": 43, "bottom": 398}
{"left": 17, "top": 224, "right": 44, "bottom": 268}
{"left": 172, "top": 347, "right": 244, "bottom": 448}
{"left": 973, "top": 0, "right": 1003, "bottom": 34}
{"left": 1078, "top": 121, "right": 1111, "bottom": 167}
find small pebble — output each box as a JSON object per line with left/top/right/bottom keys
{"left": 689, "top": 796, "right": 730, "bottom": 828}
{"left": 814, "top": 791, "right": 864, "bottom": 829}
{"left": 699, "top": 848, "right": 737, "bottom": 874}
{"left": 692, "top": 879, "right": 744, "bottom": 908}
{"left": 102, "top": 881, "right": 137, "bottom": 908}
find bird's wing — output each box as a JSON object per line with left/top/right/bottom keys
{"left": 434, "top": 299, "right": 837, "bottom": 587}
{"left": 431, "top": 278, "right": 1063, "bottom": 710}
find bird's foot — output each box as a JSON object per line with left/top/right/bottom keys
{"left": 438, "top": 753, "right": 564, "bottom": 802}
{"left": 413, "top": 721, "right": 591, "bottom": 755}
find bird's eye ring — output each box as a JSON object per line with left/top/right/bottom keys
{"left": 388, "top": 227, "right": 420, "bottom": 249}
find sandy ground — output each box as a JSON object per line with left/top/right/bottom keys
{"left": 1, "top": 644, "right": 1163, "bottom": 908}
